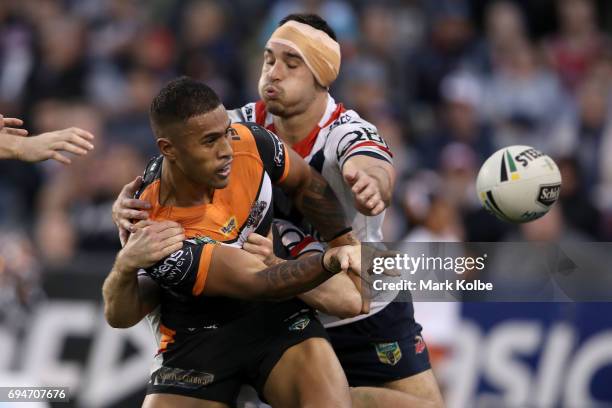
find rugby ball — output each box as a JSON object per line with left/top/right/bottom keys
{"left": 476, "top": 145, "right": 562, "bottom": 223}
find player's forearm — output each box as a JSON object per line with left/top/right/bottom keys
{"left": 249, "top": 253, "right": 339, "bottom": 300}
{"left": 292, "top": 170, "right": 350, "bottom": 242}
{"left": 0, "top": 133, "right": 21, "bottom": 160}
{"left": 298, "top": 273, "right": 362, "bottom": 318}
{"left": 102, "top": 262, "right": 147, "bottom": 328}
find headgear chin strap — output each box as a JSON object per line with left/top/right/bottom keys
{"left": 268, "top": 20, "right": 341, "bottom": 88}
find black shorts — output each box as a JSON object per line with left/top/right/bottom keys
{"left": 146, "top": 299, "right": 328, "bottom": 405}
{"left": 326, "top": 301, "right": 431, "bottom": 387}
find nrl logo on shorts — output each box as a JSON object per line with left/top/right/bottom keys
{"left": 414, "top": 335, "right": 426, "bottom": 354}
{"left": 375, "top": 342, "right": 402, "bottom": 366}
{"left": 288, "top": 316, "right": 310, "bottom": 331}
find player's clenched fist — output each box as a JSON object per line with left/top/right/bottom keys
{"left": 115, "top": 220, "right": 185, "bottom": 272}
{"left": 323, "top": 244, "right": 361, "bottom": 277}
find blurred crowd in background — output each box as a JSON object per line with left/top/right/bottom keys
{"left": 0, "top": 0, "right": 611, "bottom": 330}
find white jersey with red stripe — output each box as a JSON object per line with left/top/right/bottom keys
{"left": 229, "top": 95, "right": 392, "bottom": 242}
{"left": 229, "top": 95, "right": 398, "bottom": 327}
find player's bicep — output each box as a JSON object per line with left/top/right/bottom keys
{"left": 204, "top": 245, "right": 269, "bottom": 298}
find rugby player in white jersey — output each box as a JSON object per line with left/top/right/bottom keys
{"left": 231, "top": 14, "right": 445, "bottom": 407}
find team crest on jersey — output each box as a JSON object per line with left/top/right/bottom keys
{"left": 288, "top": 316, "right": 310, "bottom": 331}
{"left": 375, "top": 342, "right": 402, "bottom": 366}
{"left": 220, "top": 216, "right": 237, "bottom": 236}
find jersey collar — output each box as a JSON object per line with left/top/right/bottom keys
{"left": 256, "top": 95, "right": 345, "bottom": 158}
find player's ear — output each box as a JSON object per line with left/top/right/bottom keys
{"left": 157, "top": 138, "right": 176, "bottom": 161}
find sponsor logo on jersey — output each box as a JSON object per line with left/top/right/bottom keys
{"left": 149, "top": 247, "right": 193, "bottom": 286}
{"left": 220, "top": 216, "right": 237, "bottom": 236}
{"left": 288, "top": 316, "right": 310, "bottom": 331}
{"left": 243, "top": 105, "right": 254, "bottom": 121}
{"left": 537, "top": 184, "right": 561, "bottom": 206}
{"left": 375, "top": 342, "right": 402, "bottom": 366}
{"left": 327, "top": 112, "right": 353, "bottom": 132}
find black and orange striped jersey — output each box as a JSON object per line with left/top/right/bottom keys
{"left": 135, "top": 122, "right": 290, "bottom": 335}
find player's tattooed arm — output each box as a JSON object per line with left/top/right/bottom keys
{"left": 278, "top": 148, "right": 355, "bottom": 243}
{"left": 243, "top": 228, "right": 364, "bottom": 316}
{"left": 204, "top": 244, "right": 361, "bottom": 300}
{"left": 298, "top": 272, "right": 365, "bottom": 318}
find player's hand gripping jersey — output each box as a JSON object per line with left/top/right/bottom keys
{"left": 135, "top": 123, "right": 290, "bottom": 336}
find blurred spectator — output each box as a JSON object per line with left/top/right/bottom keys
{"left": 544, "top": 0, "right": 612, "bottom": 92}
{"left": 556, "top": 156, "right": 602, "bottom": 238}
{"left": 0, "top": 229, "right": 44, "bottom": 332}
{"left": 22, "top": 17, "right": 90, "bottom": 119}
{"left": 438, "top": 142, "right": 479, "bottom": 212}
{"left": 349, "top": 2, "right": 425, "bottom": 122}
{"left": 0, "top": 3, "right": 34, "bottom": 114}
{"left": 403, "top": 0, "right": 474, "bottom": 108}
{"left": 401, "top": 170, "right": 465, "bottom": 242}
{"left": 177, "top": 0, "right": 245, "bottom": 107}
{"left": 480, "top": 38, "right": 566, "bottom": 149}
{"left": 418, "top": 72, "right": 495, "bottom": 168}
{"left": 551, "top": 74, "right": 612, "bottom": 194}
{"left": 104, "top": 67, "right": 162, "bottom": 158}
{"left": 464, "top": 1, "right": 528, "bottom": 75}
{"left": 341, "top": 56, "right": 391, "bottom": 121}
{"left": 260, "top": 0, "right": 359, "bottom": 52}
{"left": 34, "top": 105, "right": 144, "bottom": 266}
